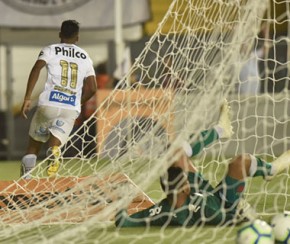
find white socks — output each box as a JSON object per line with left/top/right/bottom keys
{"left": 214, "top": 125, "right": 224, "bottom": 139}
{"left": 21, "top": 154, "right": 37, "bottom": 179}
{"left": 249, "top": 154, "right": 258, "bottom": 177}
{"left": 182, "top": 141, "right": 193, "bottom": 157}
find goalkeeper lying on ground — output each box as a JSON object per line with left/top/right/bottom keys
{"left": 115, "top": 100, "right": 290, "bottom": 227}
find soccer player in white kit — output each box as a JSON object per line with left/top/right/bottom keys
{"left": 20, "top": 20, "right": 97, "bottom": 178}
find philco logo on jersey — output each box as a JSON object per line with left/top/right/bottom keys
{"left": 49, "top": 91, "right": 76, "bottom": 106}
{"left": 55, "top": 46, "right": 87, "bottom": 59}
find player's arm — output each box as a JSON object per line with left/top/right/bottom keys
{"left": 81, "top": 75, "right": 97, "bottom": 105}
{"left": 21, "top": 59, "right": 46, "bottom": 119}
{"left": 115, "top": 204, "right": 158, "bottom": 227}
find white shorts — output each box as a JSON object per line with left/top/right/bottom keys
{"left": 29, "top": 105, "right": 79, "bottom": 145}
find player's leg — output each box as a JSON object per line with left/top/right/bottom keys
{"left": 46, "top": 107, "right": 79, "bottom": 176}
{"left": 214, "top": 99, "right": 234, "bottom": 139}
{"left": 243, "top": 151, "right": 290, "bottom": 180}
{"left": 224, "top": 151, "right": 290, "bottom": 190}
{"left": 46, "top": 135, "right": 62, "bottom": 177}
{"left": 188, "top": 99, "right": 233, "bottom": 157}
{"left": 218, "top": 152, "right": 288, "bottom": 222}
{"left": 115, "top": 205, "right": 157, "bottom": 227}
{"left": 21, "top": 107, "right": 50, "bottom": 179}
{"left": 217, "top": 154, "right": 255, "bottom": 222}
{"left": 189, "top": 129, "right": 220, "bottom": 157}
{"left": 264, "top": 150, "right": 290, "bottom": 180}
{"left": 219, "top": 152, "right": 282, "bottom": 204}
{"left": 202, "top": 150, "right": 289, "bottom": 224}
{"left": 25, "top": 136, "right": 43, "bottom": 155}
{"left": 21, "top": 137, "right": 42, "bottom": 179}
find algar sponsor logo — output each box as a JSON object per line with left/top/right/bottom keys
{"left": 55, "top": 46, "right": 87, "bottom": 59}
{"left": 49, "top": 91, "right": 76, "bottom": 106}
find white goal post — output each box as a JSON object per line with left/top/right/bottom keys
{"left": 1, "top": 0, "right": 290, "bottom": 243}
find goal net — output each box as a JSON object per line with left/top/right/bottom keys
{"left": 1, "top": 0, "right": 290, "bottom": 243}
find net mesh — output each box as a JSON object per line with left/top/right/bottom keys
{"left": 1, "top": 0, "right": 290, "bottom": 243}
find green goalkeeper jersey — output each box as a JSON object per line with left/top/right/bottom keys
{"left": 184, "top": 171, "right": 235, "bottom": 225}
{"left": 166, "top": 171, "right": 234, "bottom": 226}
{"left": 115, "top": 198, "right": 180, "bottom": 227}
{"left": 115, "top": 171, "right": 234, "bottom": 227}
{"left": 115, "top": 128, "right": 239, "bottom": 227}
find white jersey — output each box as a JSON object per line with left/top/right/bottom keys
{"left": 37, "top": 43, "right": 95, "bottom": 113}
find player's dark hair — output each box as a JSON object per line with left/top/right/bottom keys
{"left": 160, "top": 166, "right": 186, "bottom": 197}
{"left": 60, "top": 20, "right": 79, "bottom": 39}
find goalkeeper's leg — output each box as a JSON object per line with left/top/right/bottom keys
{"left": 214, "top": 99, "right": 234, "bottom": 139}
{"left": 216, "top": 154, "right": 259, "bottom": 223}
{"left": 219, "top": 152, "right": 290, "bottom": 222}
{"left": 264, "top": 150, "right": 290, "bottom": 181}
{"left": 246, "top": 151, "right": 290, "bottom": 180}
{"left": 188, "top": 99, "right": 233, "bottom": 157}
